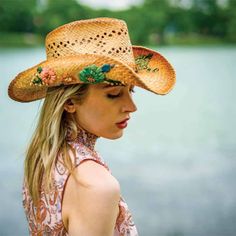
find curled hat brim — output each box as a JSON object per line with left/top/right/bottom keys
{"left": 8, "top": 46, "right": 175, "bottom": 102}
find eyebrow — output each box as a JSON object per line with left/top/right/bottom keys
{"left": 101, "top": 84, "right": 134, "bottom": 90}
{"left": 102, "top": 84, "right": 124, "bottom": 89}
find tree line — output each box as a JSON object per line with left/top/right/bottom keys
{"left": 0, "top": 0, "right": 235, "bottom": 45}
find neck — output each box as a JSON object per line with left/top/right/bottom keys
{"left": 76, "top": 126, "right": 98, "bottom": 150}
{"left": 66, "top": 123, "right": 98, "bottom": 151}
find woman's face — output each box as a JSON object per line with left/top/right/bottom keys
{"left": 73, "top": 84, "right": 137, "bottom": 139}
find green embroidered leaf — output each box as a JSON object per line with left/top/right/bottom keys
{"left": 135, "top": 53, "right": 158, "bottom": 72}
{"left": 37, "top": 67, "right": 43, "bottom": 73}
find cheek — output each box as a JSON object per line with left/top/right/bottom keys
{"left": 76, "top": 100, "right": 115, "bottom": 133}
{"left": 75, "top": 92, "right": 126, "bottom": 139}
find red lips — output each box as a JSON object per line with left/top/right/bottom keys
{"left": 116, "top": 118, "right": 130, "bottom": 129}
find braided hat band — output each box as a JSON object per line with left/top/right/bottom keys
{"left": 8, "top": 17, "right": 176, "bottom": 102}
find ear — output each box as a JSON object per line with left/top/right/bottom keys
{"left": 64, "top": 99, "right": 76, "bottom": 113}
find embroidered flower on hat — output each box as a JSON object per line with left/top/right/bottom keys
{"left": 40, "top": 67, "right": 57, "bottom": 85}
{"left": 101, "top": 64, "right": 113, "bottom": 73}
{"left": 79, "top": 63, "right": 124, "bottom": 86}
{"left": 31, "top": 67, "right": 57, "bottom": 86}
{"left": 135, "top": 53, "right": 159, "bottom": 73}
{"left": 61, "top": 73, "right": 77, "bottom": 84}
{"left": 79, "top": 64, "right": 105, "bottom": 84}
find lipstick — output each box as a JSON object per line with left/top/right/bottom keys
{"left": 116, "top": 118, "right": 129, "bottom": 129}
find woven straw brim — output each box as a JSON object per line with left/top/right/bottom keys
{"left": 8, "top": 46, "right": 175, "bottom": 102}
{"left": 133, "top": 46, "right": 175, "bottom": 95}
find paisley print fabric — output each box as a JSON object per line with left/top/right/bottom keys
{"left": 22, "top": 129, "right": 138, "bottom": 235}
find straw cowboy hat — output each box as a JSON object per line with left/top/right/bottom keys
{"left": 8, "top": 17, "right": 176, "bottom": 102}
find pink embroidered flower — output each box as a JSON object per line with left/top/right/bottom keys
{"left": 40, "top": 67, "right": 57, "bottom": 85}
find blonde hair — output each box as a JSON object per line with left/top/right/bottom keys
{"left": 24, "top": 84, "right": 89, "bottom": 204}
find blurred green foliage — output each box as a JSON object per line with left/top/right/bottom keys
{"left": 0, "top": 0, "right": 235, "bottom": 46}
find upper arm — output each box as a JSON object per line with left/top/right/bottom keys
{"left": 62, "top": 160, "right": 120, "bottom": 236}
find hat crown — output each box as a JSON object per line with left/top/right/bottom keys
{"left": 45, "top": 18, "right": 135, "bottom": 68}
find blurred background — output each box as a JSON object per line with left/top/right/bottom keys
{"left": 1, "top": 0, "right": 236, "bottom": 46}
{"left": 0, "top": 0, "right": 236, "bottom": 235}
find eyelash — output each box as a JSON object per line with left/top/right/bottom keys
{"left": 107, "top": 94, "right": 120, "bottom": 99}
{"left": 130, "top": 88, "right": 135, "bottom": 93}
{"left": 107, "top": 88, "right": 135, "bottom": 99}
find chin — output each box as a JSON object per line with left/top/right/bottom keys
{"left": 103, "top": 131, "right": 124, "bottom": 140}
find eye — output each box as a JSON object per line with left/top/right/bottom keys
{"left": 107, "top": 93, "right": 121, "bottom": 99}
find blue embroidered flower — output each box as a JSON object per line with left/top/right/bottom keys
{"left": 101, "top": 64, "right": 114, "bottom": 73}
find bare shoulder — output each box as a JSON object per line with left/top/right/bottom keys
{"left": 62, "top": 160, "right": 120, "bottom": 236}
{"left": 74, "top": 160, "right": 120, "bottom": 191}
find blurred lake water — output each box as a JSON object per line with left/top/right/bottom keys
{"left": 0, "top": 46, "right": 236, "bottom": 236}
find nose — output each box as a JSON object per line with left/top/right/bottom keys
{"left": 121, "top": 94, "right": 137, "bottom": 113}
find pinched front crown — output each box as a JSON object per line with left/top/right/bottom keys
{"left": 45, "top": 18, "right": 136, "bottom": 70}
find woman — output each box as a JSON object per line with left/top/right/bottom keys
{"left": 8, "top": 17, "right": 175, "bottom": 235}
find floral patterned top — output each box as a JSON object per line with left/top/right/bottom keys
{"left": 22, "top": 128, "right": 138, "bottom": 236}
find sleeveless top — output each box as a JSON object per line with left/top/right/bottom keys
{"left": 22, "top": 129, "right": 139, "bottom": 236}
